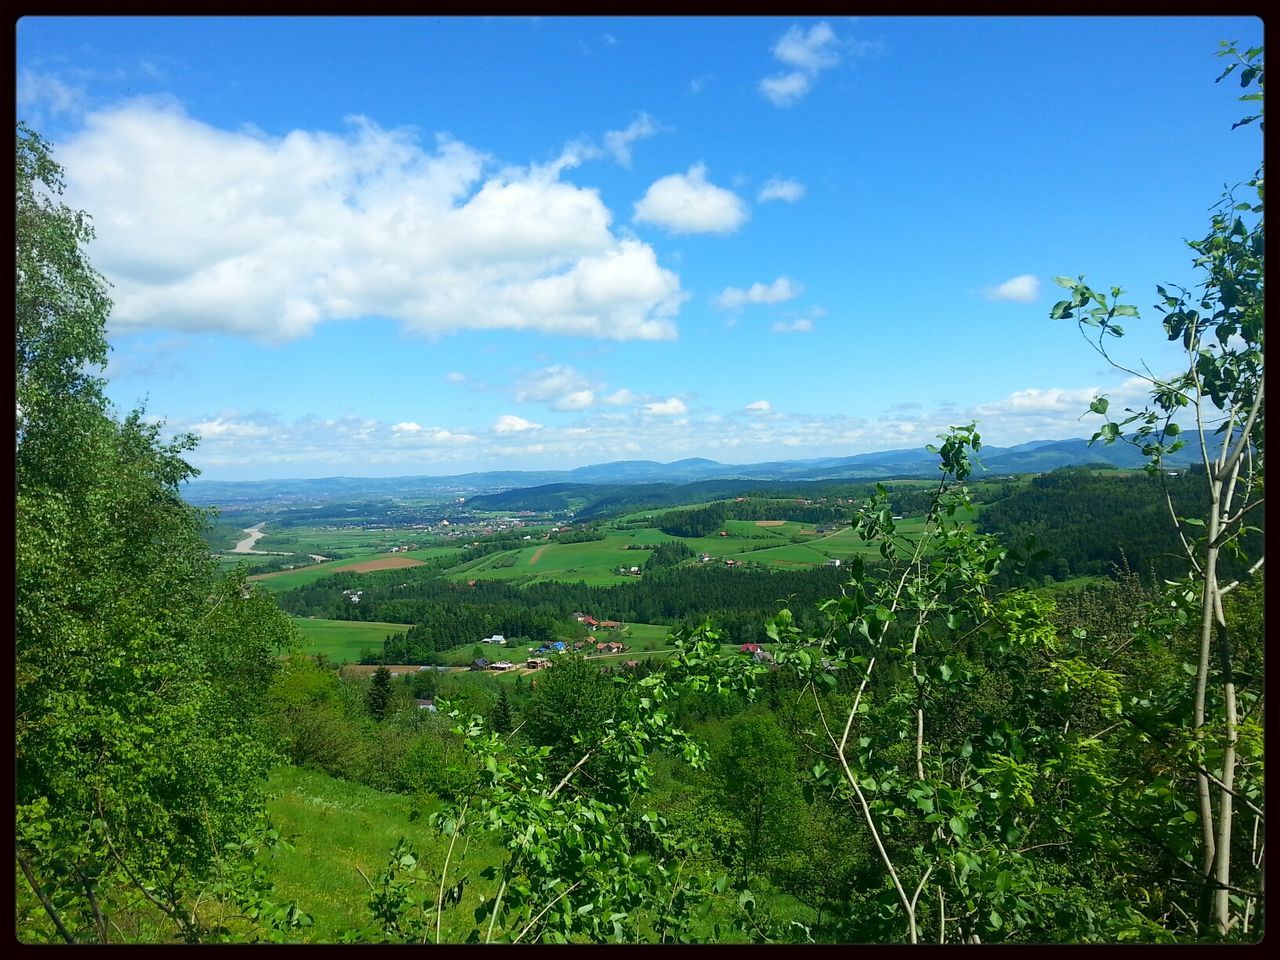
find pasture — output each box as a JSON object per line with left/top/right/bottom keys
{"left": 446, "top": 530, "right": 676, "bottom": 586}
{"left": 248, "top": 548, "right": 458, "bottom": 592}
{"left": 290, "top": 617, "right": 414, "bottom": 663}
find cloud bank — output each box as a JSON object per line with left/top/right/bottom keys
{"left": 56, "top": 100, "right": 686, "bottom": 343}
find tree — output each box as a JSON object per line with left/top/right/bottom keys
{"left": 523, "top": 655, "right": 619, "bottom": 781}
{"left": 1048, "top": 41, "right": 1263, "bottom": 937}
{"left": 366, "top": 666, "right": 394, "bottom": 721}
{"left": 715, "top": 712, "right": 803, "bottom": 885}
{"left": 15, "top": 123, "right": 304, "bottom": 943}
{"left": 491, "top": 686, "right": 515, "bottom": 734}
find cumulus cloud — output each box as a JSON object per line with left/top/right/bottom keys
{"left": 714, "top": 276, "right": 802, "bottom": 310}
{"left": 633, "top": 163, "right": 748, "bottom": 235}
{"left": 985, "top": 274, "right": 1041, "bottom": 303}
{"left": 393, "top": 422, "right": 423, "bottom": 432}
{"left": 759, "top": 22, "right": 841, "bottom": 107}
{"left": 493, "top": 414, "right": 543, "bottom": 433}
{"left": 772, "top": 318, "right": 814, "bottom": 333}
{"left": 55, "top": 100, "right": 686, "bottom": 343}
{"left": 644, "top": 397, "right": 687, "bottom": 416}
{"left": 603, "top": 112, "right": 661, "bottom": 166}
{"left": 745, "top": 400, "right": 772, "bottom": 413}
{"left": 757, "top": 177, "right": 805, "bottom": 203}
{"left": 604, "top": 388, "right": 637, "bottom": 406}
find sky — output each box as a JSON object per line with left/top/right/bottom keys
{"left": 17, "top": 15, "right": 1264, "bottom": 481}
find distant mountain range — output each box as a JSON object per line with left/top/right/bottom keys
{"left": 182, "top": 438, "right": 1199, "bottom": 506}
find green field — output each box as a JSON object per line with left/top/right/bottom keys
{"left": 291, "top": 618, "right": 414, "bottom": 663}
{"left": 264, "top": 765, "right": 497, "bottom": 942}
{"left": 446, "top": 530, "right": 677, "bottom": 587}
{"left": 253, "top": 524, "right": 439, "bottom": 556}
{"left": 247, "top": 546, "right": 463, "bottom": 593}
{"left": 263, "top": 762, "right": 797, "bottom": 942}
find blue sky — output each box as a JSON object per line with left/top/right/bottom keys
{"left": 17, "top": 16, "right": 1263, "bottom": 480}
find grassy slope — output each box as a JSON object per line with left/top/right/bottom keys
{"left": 265, "top": 765, "right": 503, "bottom": 942}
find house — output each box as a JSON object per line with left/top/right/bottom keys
{"left": 753, "top": 649, "right": 776, "bottom": 665}
{"left": 827, "top": 558, "right": 842, "bottom": 567}
{"left": 415, "top": 699, "right": 438, "bottom": 712}
{"left": 595, "top": 641, "right": 626, "bottom": 655}
{"left": 526, "top": 657, "right": 552, "bottom": 670}
{"left": 579, "top": 615, "right": 599, "bottom": 628}
{"left": 470, "top": 658, "right": 490, "bottom": 671}
{"left": 739, "top": 643, "right": 761, "bottom": 654}
{"left": 490, "top": 660, "right": 514, "bottom": 671}
{"left": 480, "top": 634, "right": 506, "bottom": 645}
{"left": 718, "top": 530, "right": 728, "bottom": 537}
{"left": 598, "top": 620, "right": 623, "bottom": 631}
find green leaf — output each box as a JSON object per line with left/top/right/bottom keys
{"left": 1089, "top": 397, "right": 1109, "bottom": 415}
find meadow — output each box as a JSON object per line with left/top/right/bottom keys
{"left": 290, "top": 618, "right": 415, "bottom": 663}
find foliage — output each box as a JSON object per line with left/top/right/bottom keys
{"left": 15, "top": 122, "right": 304, "bottom": 942}
{"left": 1047, "top": 40, "right": 1263, "bottom": 938}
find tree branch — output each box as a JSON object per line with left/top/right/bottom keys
{"left": 16, "top": 845, "right": 76, "bottom": 944}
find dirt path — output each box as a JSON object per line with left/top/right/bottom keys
{"left": 528, "top": 545, "right": 549, "bottom": 565}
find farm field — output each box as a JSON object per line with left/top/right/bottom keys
{"left": 291, "top": 618, "right": 414, "bottom": 663}
{"left": 254, "top": 524, "right": 443, "bottom": 556}
{"left": 248, "top": 548, "right": 458, "bottom": 592}
{"left": 445, "top": 530, "right": 677, "bottom": 586}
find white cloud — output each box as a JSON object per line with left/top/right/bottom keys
{"left": 493, "top": 414, "right": 543, "bottom": 433}
{"left": 773, "top": 21, "right": 841, "bottom": 72}
{"left": 603, "top": 112, "right": 661, "bottom": 167}
{"left": 18, "top": 69, "right": 86, "bottom": 118}
{"left": 772, "top": 318, "right": 814, "bottom": 333}
{"left": 445, "top": 371, "right": 467, "bottom": 383}
{"left": 715, "top": 276, "right": 802, "bottom": 310}
{"left": 644, "top": 397, "right": 687, "bottom": 416}
{"left": 513, "top": 364, "right": 605, "bottom": 410}
{"left": 985, "top": 274, "right": 1041, "bottom": 303}
{"left": 759, "top": 22, "right": 841, "bottom": 107}
{"left": 604, "top": 388, "right": 637, "bottom": 406}
{"left": 745, "top": 400, "right": 772, "bottom": 413}
{"left": 633, "top": 163, "right": 748, "bottom": 235}
{"left": 392, "top": 422, "right": 422, "bottom": 432}
{"left": 190, "top": 417, "right": 271, "bottom": 438}
{"left": 757, "top": 177, "right": 805, "bottom": 203}
{"left": 758, "top": 72, "right": 812, "bottom": 108}
{"left": 974, "top": 386, "right": 1103, "bottom": 417}
{"left": 56, "top": 100, "right": 686, "bottom": 343}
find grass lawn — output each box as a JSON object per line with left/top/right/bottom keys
{"left": 290, "top": 618, "right": 413, "bottom": 663}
